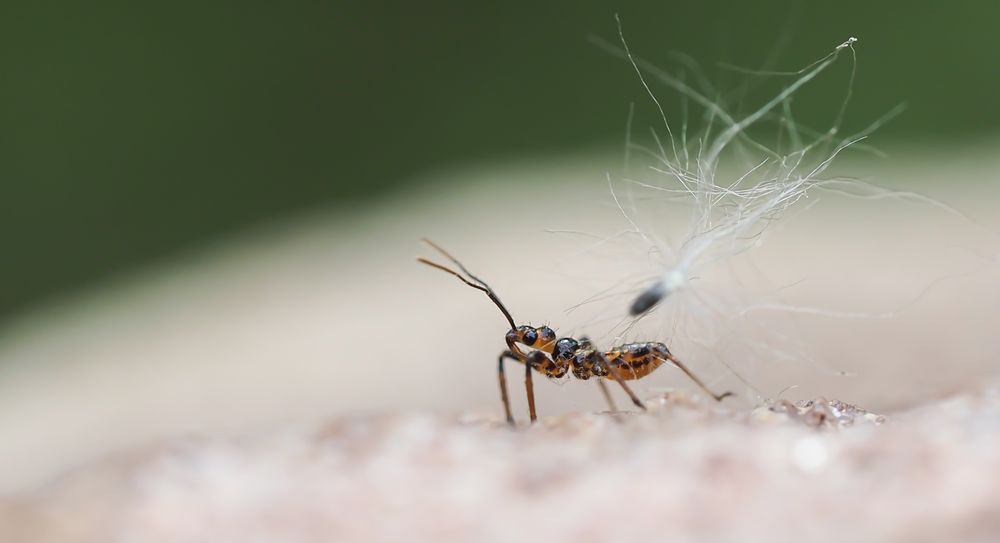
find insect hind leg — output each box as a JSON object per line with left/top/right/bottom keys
{"left": 656, "top": 347, "right": 734, "bottom": 402}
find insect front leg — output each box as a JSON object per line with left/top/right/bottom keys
{"left": 523, "top": 350, "right": 550, "bottom": 424}
{"left": 498, "top": 349, "right": 549, "bottom": 425}
{"left": 497, "top": 350, "right": 519, "bottom": 425}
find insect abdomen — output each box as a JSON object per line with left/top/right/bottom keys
{"left": 603, "top": 342, "right": 667, "bottom": 381}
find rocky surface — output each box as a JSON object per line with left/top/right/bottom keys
{"left": 0, "top": 147, "right": 998, "bottom": 542}
{"left": 3, "top": 388, "right": 999, "bottom": 543}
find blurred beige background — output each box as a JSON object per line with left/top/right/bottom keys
{"left": 0, "top": 142, "right": 997, "bottom": 494}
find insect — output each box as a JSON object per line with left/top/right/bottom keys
{"left": 418, "top": 239, "right": 733, "bottom": 425}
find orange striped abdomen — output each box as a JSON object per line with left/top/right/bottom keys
{"left": 603, "top": 342, "right": 668, "bottom": 381}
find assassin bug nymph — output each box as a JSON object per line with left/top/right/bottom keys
{"left": 418, "top": 239, "right": 734, "bottom": 425}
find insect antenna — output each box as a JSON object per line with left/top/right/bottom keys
{"left": 417, "top": 240, "right": 517, "bottom": 330}
{"left": 420, "top": 238, "right": 492, "bottom": 287}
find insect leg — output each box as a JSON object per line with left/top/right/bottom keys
{"left": 578, "top": 336, "right": 622, "bottom": 412}
{"left": 497, "top": 350, "right": 519, "bottom": 425}
{"left": 595, "top": 379, "right": 619, "bottom": 412}
{"left": 600, "top": 355, "right": 646, "bottom": 411}
{"left": 523, "top": 350, "right": 548, "bottom": 423}
{"left": 663, "top": 354, "right": 735, "bottom": 402}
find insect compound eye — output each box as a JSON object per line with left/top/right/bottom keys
{"left": 521, "top": 327, "right": 538, "bottom": 346}
{"left": 554, "top": 338, "right": 579, "bottom": 360}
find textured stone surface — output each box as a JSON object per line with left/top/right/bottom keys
{"left": 3, "top": 388, "right": 999, "bottom": 543}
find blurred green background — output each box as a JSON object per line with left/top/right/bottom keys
{"left": 1, "top": 1, "right": 997, "bottom": 322}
